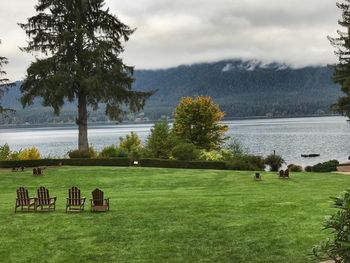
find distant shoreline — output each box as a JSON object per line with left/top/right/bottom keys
{"left": 0, "top": 114, "right": 344, "bottom": 130}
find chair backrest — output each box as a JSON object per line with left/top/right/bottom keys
{"left": 68, "top": 186, "right": 82, "bottom": 206}
{"left": 92, "top": 188, "right": 104, "bottom": 206}
{"left": 37, "top": 186, "right": 50, "bottom": 205}
{"left": 284, "top": 169, "right": 289, "bottom": 178}
{"left": 279, "top": 170, "right": 284, "bottom": 177}
{"left": 17, "top": 187, "right": 30, "bottom": 205}
{"left": 33, "top": 168, "right": 37, "bottom": 175}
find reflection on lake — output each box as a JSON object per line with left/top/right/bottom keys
{"left": 0, "top": 116, "right": 349, "bottom": 166}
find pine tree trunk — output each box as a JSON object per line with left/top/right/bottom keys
{"left": 77, "top": 92, "right": 89, "bottom": 151}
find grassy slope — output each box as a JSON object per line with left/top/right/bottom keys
{"left": 0, "top": 166, "right": 349, "bottom": 263}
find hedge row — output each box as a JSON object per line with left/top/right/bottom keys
{"left": 0, "top": 158, "right": 228, "bottom": 170}
{"left": 0, "top": 158, "right": 130, "bottom": 168}
{"left": 139, "top": 159, "right": 227, "bottom": 170}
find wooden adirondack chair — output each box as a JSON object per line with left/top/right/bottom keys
{"left": 33, "top": 167, "right": 43, "bottom": 176}
{"left": 15, "top": 187, "right": 36, "bottom": 212}
{"left": 90, "top": 188, "right": 109, "bottom": 212}
{"left": 279, "top": 170, "right": 284, "bottom": 178}
{"left": 284, "top": 169, "right": 290, "bottom": 179}
{"left": 36, "top": 186, "right": 56, "bottom": 211}
{"left": 66, "top": 186, "right": 86, "bottom": 212}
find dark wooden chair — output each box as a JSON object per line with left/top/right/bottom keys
{"left": 279, "top": 170, "right": 284, "bottom": 178}
{"left": 36, "top": 186, "right": 56, "bottom": 212}
{"left": 66, "top": 186, "right": 86, "bottom": 212}
{"left": 15, "top": 187, "right": 36, "bottom": 213}
{"left": 284, "top": 169, "right": 290, "bottom": 179}
{"left": 254, "top": 172, "right": 262, "bottom": 181}
{"left": 90, "top": 188, "right": 109, "bottom": 212}
{"left": 33, "top": 167, "right": 43, "bottom": 176}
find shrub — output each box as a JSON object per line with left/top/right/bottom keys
{"left": 119, "top": 132, "right": 142, "bottom": 152}
{"left": 17, "top": 147, "right": 41, "bottom": 160}
{"left": 119, "top": 132, "right": 143, "bottom": 160}
{"left": 265, "top": 154, "right": 285, "bottom": 172}
{"left": 0, "top": 143, "right": 11, "bottom": 160}
{"left": 145, "top": 121, "right": 175, "bottom": 159}
{"left": 68, "top": 147, "right": 97, "bottom": 159}
{"left": 9, "top": 151, "right": 21, "bottom": 160}
{"left": 304, "top": 166, "right": 313, "bottom": 172}
{"left": 171, "top": 143, "right": 200, "bottom": 161}
{"left": 99, "top": 145, "right": 128, "bottom": 158}
{"left": 312, "top": 160, "right": 339, "bottom": 173}
{"left": 221, "top": 138, "right": 248, "bottom": 160}
{"left": 246, "top": 155, "right": 266, "bottom": 170}
{"left": 198, "top": 150, "right": 224, "bottom": 161}
{"left": 287, "top": 164, "right": 303, "bottom": 172}
{"left": 313, "top": 190, "right": 350, "bottom": 262}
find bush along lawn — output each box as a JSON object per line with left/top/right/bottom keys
{"left": 0, "top": 166, "right": 349, "bottom": 262}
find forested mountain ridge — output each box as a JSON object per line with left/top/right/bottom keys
{"left": 1, "top": 59, "right": 342, "bottom": 124}
{"left": 133, "top": 60, "right": 341, "bottom": 119}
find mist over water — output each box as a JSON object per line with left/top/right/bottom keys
{"left": 0, "top": 116, "right": 349, "bottom": 166}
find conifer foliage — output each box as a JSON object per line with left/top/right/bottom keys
{"left": 0, "top": 40, "right": 13, "bottom": 115}
{"left": 19, "top": 0, "right": 152, "bottom": 150}
{"left": 329, "top": 0, "right": 350, "bottom": 117}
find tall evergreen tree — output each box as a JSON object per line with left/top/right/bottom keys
{"left": 19, "top": 0, "right": 153, "bottom": 151}
{"left": 329, "top": 0, "right": 350, "bottom": 117}
{"left": 0, "top": 40, "right": 14, "bottom": 115}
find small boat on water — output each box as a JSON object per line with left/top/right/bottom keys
{"left": 301, "top": 154, "right": 320, "bottom": 158}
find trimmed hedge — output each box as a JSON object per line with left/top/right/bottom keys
{"left": 139, "top": 158, "right": 227, "bottom": 170}
{"left": 0, "top": 158, "right": 227, "bottom": 170}
{"left": 0, "top": 158, "right": 130, "bottom": 168}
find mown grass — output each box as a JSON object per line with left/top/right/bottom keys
{"left": 0, "top": 166, "right": 349, "bottom": 263}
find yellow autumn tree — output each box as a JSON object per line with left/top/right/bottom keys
{"left": 173, "top": 96, "right": 228, "bottom": 150}
{"left": 18, "top": 147, "right": 41, "bottom": 160}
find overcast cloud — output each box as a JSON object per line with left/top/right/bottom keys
{"left": 0, "top": 0, "right": 341, "bottom": 80}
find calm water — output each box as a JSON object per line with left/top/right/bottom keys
{"left": 0, "top": 116, "right": 349, "bottom": 166}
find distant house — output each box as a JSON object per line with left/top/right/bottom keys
{"left": 337, "top": 162, "right": 350, "bottom": 172}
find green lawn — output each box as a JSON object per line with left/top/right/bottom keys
{"left": 0, "top": 166, "right": 349, "bottom": 263}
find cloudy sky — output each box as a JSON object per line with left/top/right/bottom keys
{"left": 0, "top": 0, "right": 341, "bottom": 80}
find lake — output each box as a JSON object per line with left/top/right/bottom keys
{"left": 0, "top": 116, "right": 349, "bottom": 166}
